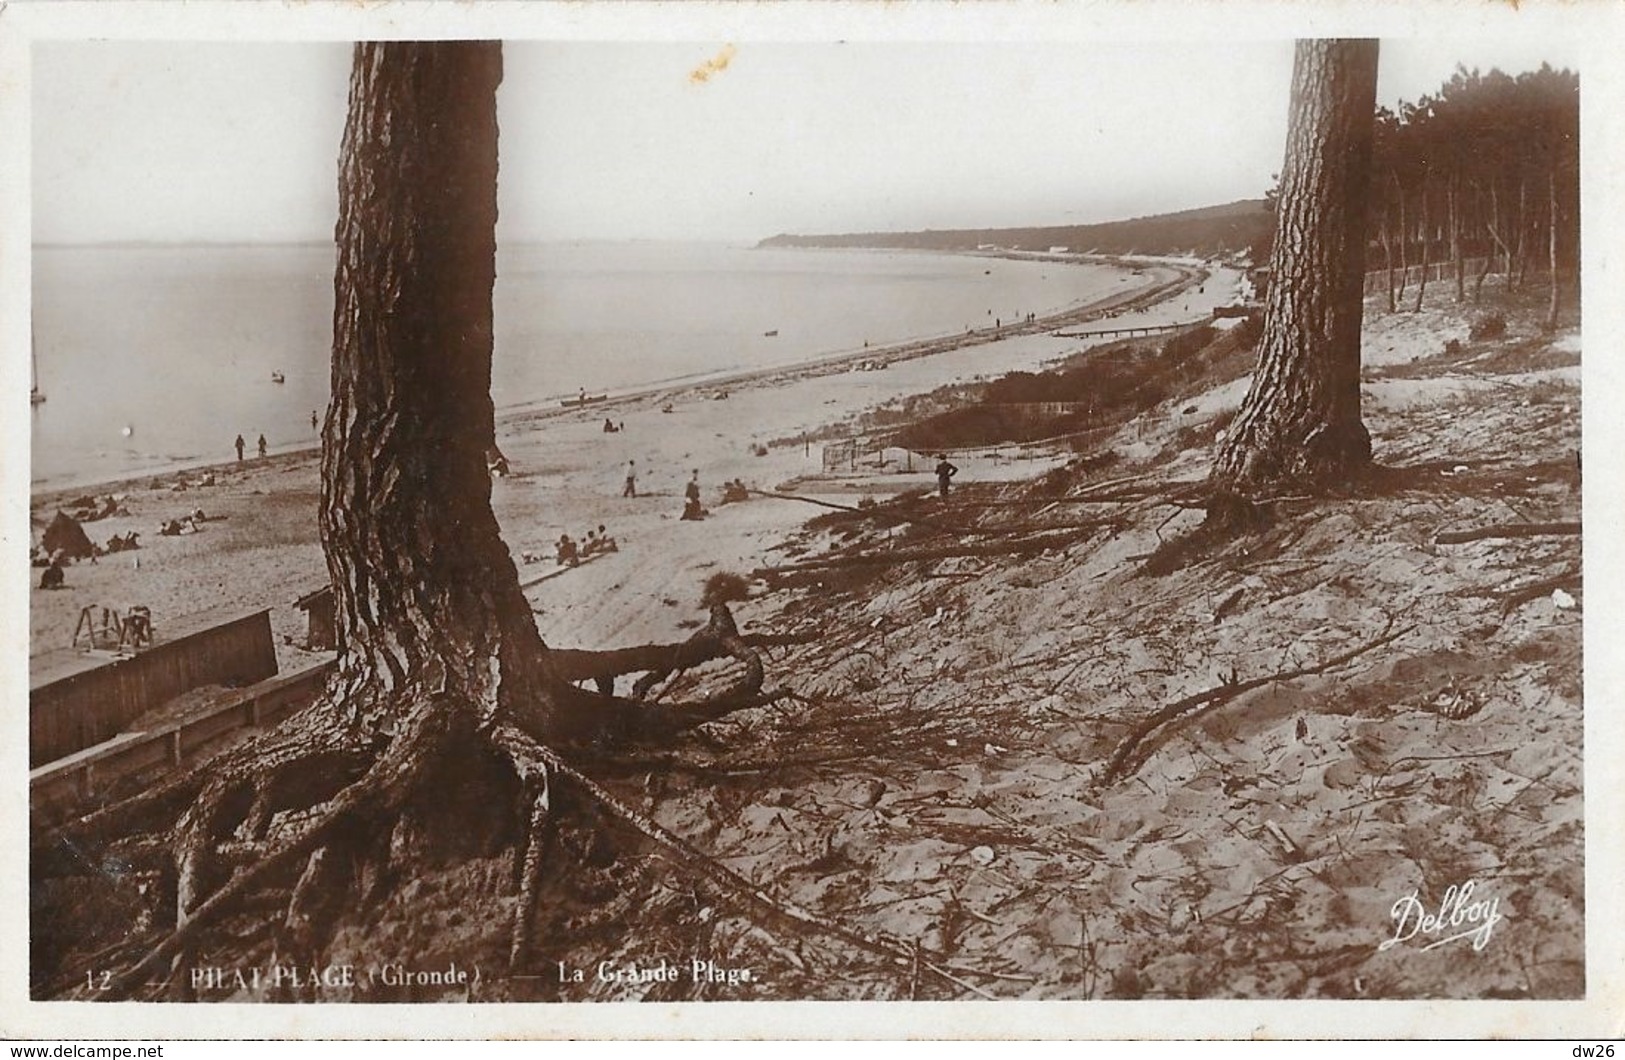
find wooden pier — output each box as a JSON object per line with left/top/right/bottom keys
{"left": 1050, "top": 321, "right": 1193, "bottom": 340}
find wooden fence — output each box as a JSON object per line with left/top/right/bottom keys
{"left": 29, "top": 604, "right": 279, "bottom": 767}
{"left": 30, "top": 658, "right": 337, "bottom": 825}
{"left": 1363, "top": 256, "right": 1503, "bottom": 295}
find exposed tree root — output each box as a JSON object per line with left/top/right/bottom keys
{"left": 499, "top": 724, "right": 1005, "bottom": 998}
{"left": 40, "top": 595, "right": 821, "bottom": 1001}
{"left": 754, "top": 527, "right": 1102, "bottom": 579}
{"left": 1488, "top": 564, "right": 1582, "bottom": 615}
{"left": 1432, "top": 520, "right": 1581, "bottom": 546}
{"left": 38, "top": 721, "right": 374, "bottom": 876}
{"left": 546, "top": 602, "right": 814, "bottom": 696}
{"left": 488, "top": 724, "right": 555, "bottom": 969}
{"left": 1095, "top": 620, "right": 1416, "bottom": 788}
{"left": 750, "top": 488, "right": 975, "bottom": 535}
{"left": 101, "top": 700, "right": 459, "bottom": 999}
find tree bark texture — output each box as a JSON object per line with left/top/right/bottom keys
{"left": 1212, "top": 39, "right": 1378, "bottom": 495}
{"left": 322, "top": 42, "right": 554, "bottom": 740}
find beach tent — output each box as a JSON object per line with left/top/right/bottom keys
{"left": 42, "top": 511, "right": 95, "bottom": 561}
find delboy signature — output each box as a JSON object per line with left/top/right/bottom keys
{"left": 1378, "top": 879, "right": 1504, "bottom": 953}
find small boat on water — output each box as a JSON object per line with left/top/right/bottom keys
{"left": 30, "top": 336, "right": 45, "bottom": 405}
{"left": 271, "top": 371, "right": 286, "bottom": 384}
{"left": 764, "top": 329, "right": 779, "bottom": 337}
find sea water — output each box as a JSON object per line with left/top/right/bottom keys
{"left": 30, "top": 241, "right": 1127, "bottom": 488}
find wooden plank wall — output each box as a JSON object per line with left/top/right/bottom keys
{"left": 30, "top": 610, "right": 279, "bottom": 767}
{"left": 30, "top": 658, "right": 337, "bottom": 827}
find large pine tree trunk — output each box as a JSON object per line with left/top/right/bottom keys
{"left": 1546, "top": 168, "right": 1561, "bottom": 331}
{"left": 37, "top": 40, "right": 802, "bottom": 1001}
{"left": 1212, "top": 39, "right": 1378, "bottom": 496}
{"left": 321, "top": 42, "right": 555, "bottom": 745}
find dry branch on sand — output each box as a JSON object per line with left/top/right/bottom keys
{"left": 1096, "top": 620, "right": 1416, "bottom": 788}
{"left": 755, "top": 527, "right": 1107, "bottom": 579}
{"left": 1431, "top": 521, "right": 1581, "bottom": 546}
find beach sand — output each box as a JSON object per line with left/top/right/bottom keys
{"left": 28, "top": 259, "right": 1233, "bottom": 665}
{"left": 26, "top": 265, "right": 1587, "bottom": 1004}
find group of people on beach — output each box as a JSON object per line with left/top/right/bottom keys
{"left": 555, "top": 524, "right": 618, "bottom": 567}
{"left": 160, "top": 507, "right": 215, "bottom": 537}
{"left": 621, "top": 462, "right": 752, "bottom": 517}
{"left": 233, "top": 433, "right": 268, "bottom": 462}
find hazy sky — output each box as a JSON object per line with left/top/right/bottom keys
{"left": 32, "top": 37, "right": 1580, "bottom": 245}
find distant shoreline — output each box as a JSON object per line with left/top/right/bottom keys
{"left": 30, "top": 252, "right": 1204, "bottom": 505}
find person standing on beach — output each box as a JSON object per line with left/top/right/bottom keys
{"left": 935, "top": 453, "right": 959, "bottom": 499}
{"left": 257, "top": 433, "right": 268, "bottom": 458}
{"left": 685, "top": 469, "right": 701, "bottom": 506}
{"left": 311, "top": 410, "right": 319, "bottom": 432}
{"left": 623, "top": 459, "right": 637, "bottom": 498}
{"left": 234, "top": 434, "right": 245, "bottom": 462}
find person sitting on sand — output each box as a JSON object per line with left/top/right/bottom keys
{"left": 555, "top": 534, "right": 579, "bottom": 567}
{"left": 105, "top": 531, "right": 141, "bottom": 553}
{"left": 595, "top": 524, "right": 617, "bottom": 552}
{"left": 581, "top": 529, "right": 601, "bottom": 557}
{"left": 935, "top": 453, "right": 959, "bottom": 499}
{"left": 603, "top": 418, "right": 617, "bottom": 433}
{"left": 721, "top": 479, "right": 749, "bottom": 504}
{"left": 681, "top": 496, "right": 707, "bottom": 522}
{"left": 39, "top": 560, "right": 65, "bottom": 590}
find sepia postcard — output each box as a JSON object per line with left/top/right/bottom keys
{"left": 3, "top": 0, "right": 1622, "bottom": 1042}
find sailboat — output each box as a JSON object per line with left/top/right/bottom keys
{"left": 30, "top": 335, "right": 45, "bottom": 405}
